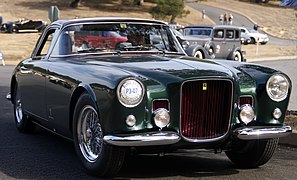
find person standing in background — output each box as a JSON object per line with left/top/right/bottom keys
{"left": 219, "top": 14, "right": 224, "bottom": 24}
{"left": 202, "top": 9, "right": 206, "bottom": 21}
{"left": 223, "top": 13, "right": 228, "bottom": 25}
{"left": 228, "top": 13, "right": 233, "bottom": 25}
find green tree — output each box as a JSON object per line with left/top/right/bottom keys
{"left": 149, "top": 0, "right": 190, "bottom": 23}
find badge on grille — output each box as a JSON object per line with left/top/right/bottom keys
{"left": 203, "top": 82, "right": 207, "bottom": 90}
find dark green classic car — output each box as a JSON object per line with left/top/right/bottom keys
{"left": 7, "top": 18, "right": 292, "bottom": 177}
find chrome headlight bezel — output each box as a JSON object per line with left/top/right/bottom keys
{"left": 117, "top": 78, "right": 145, "bottom": 108}
{"left": 266, "top": 74, "right": 290, "bottom": 102}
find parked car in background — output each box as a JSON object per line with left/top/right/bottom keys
{"left": 7, "top": 17, "right": 292, "bottom": 177}
{"left": 240, "top": 32, "right": 252, "bottom": 45}
{"left": 183, "top": 25, "right": 245, "bottom": 62}
{"left": 0, "top": 18, "right": 47, "bottom": 33}
{"left": 74, "top": 30, "right": 128, "bottom": 49}
{"left": 171, "top": 28, "right": 211, "bottom": 59}
{"left": 240, "top": 27, "right": 269, "bottom": 44}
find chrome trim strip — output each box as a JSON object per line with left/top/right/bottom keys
{"left": 6, "top": 93, "right": 11, "bottom": 101}
{"left": 180, "top": 78, "right": 234, "bottom": 142}
{"left": 234, "top": 125, "right": 292, "bottom": 140}
{"left": 103, "top": 132, "right": 180, "bottom": 146}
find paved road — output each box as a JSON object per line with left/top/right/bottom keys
{"left": 187, "top": 2, "right": 297, "bottom": 46}
{"left": 1, "top": 65, "right": 297, "bottom": 179}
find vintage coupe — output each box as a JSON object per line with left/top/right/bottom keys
{"left": 0, "top": 18, "right": 47, "bottom": 33}
{"left": 7, "top": 18, "right": 292, "bottom": 177}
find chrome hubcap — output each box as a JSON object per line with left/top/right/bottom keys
{"left": 15, "top": 99, "right": 23, "bottom": 123}
{"left": 77, "top": 105, "right": 103, "bottom": 163}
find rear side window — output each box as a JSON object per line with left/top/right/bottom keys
{"left": 226, "top": 30, "right": 234, "bottom": 39}
{"left": 235, "top": 30, "right": 240, "bottom": 39}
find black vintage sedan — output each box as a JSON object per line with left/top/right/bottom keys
{"left": 7, "top": 17, "right": 292, "bottom": 177}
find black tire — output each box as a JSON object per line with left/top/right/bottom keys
{"left": 193, "top": 50, "right": 204, "bottom": 59}
{"left": 10, "top": 26, "right": 19, "bottom": 33}
{"left": 13, "top": 83, "right": 35, "bottom": 133}
{"left": 233, "top": 51, "right": 243, "bottom": 62}
{"left": 225, "top": 138, "right": 279, "bottom": 168}
{"left": 73, "top": 92, "right": 126, "bottom": 177}
{"left": 250, "top": 37, "right": 256, "bottom": 44}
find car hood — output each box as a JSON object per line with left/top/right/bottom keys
{"left": 85, "top": 54, "right": 235, "bottom": 85}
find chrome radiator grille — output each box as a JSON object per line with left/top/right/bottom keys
{"left": 181, "top": 80, "right": 233, "bottom": 140}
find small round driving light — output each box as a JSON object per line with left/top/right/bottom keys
{"left": 239, "top": 104, "right": 255, "bottom": 125}
{"left": 273, "top": 108, "right": 282, "bottom": 119}
{"left": 154, "top": 108, "right": 170, "bottom": 129}
{"left": 126, "top": 115, "right": 136, "bottom": 127}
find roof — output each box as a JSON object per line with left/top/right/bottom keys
{"left": 184, "top": 24, "right": 240, "bottom": 30}
{"left": 52, "top": 17, "right": 168, "bottom": 27}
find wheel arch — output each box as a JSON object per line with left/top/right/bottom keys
{"left": 185, "top": 44, "right": 208, "bottom": 59}
{"left": 10, "top": 75, "right": 17, "bottom": 104}
{"left": 69, "top": 84, "right": 98, "bottom": 135}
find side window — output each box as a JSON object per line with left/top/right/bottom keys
{"left": 35, "top": 29, "right": 58, "bottom": 57}
{"left": 213, "top": 29, "right": 224, "bottom": 39}
{"left": 226, "top": 30, "right": 234, "bottom": 39}
{"left": 235, "top": 30, "right": 240, "bottom": 39}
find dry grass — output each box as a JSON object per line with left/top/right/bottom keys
{"left": 285, "top": 114, "right": 297, "bottom": 131}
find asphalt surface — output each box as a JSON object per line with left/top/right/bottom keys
{"left": 187, "top": 2, "right": 297, "bottom": 46}
{"left": 1, "top": 65, "right": 297, "bottom": 179}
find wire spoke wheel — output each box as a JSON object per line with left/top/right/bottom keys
{"left": 77, "top": 105, "right": 103, "bottom": 163}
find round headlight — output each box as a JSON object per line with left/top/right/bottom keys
{"left": 266, "top": 74, "right": 289, "bottom": 102}
{"left": 117, "top": 78, "right": 144, "bottom": 107}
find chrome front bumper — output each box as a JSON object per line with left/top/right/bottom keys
{"left": 104, "top": 132, "right": 180, "bottom": 146}
{"left": 234, "top": 125, "right": 292, "bottom": 140}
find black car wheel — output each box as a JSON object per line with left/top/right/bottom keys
{"left": 10, "top": 26, "right": 19, "bottom": 33}
{"left": 13, "top": 83, "right": 35, "bottom": 133}
{"left": 225, "top": 138, "right": 279, "bottom": 168}
{"left": 73, "top": 92, "right": 126, "bottom": 177}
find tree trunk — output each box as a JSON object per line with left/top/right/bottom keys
{"left": 135, "top": 0, "right": 144, "bottom": 6}
{"left": 70, "top": 0, "right": 81, "bottom": 8}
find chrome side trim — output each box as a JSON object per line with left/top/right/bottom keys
{"left": 234, "top": 125, "right": 292, "bottom": 140}
{"left": 103, "top": 132, "right": 180, "bottom": 146}
{"left": 6, "top": 93, "right": 11, "bottom": 101}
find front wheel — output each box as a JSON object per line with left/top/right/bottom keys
{"left": 73, "top": 92, "right": 126, "bottom": 177}
{"left": 193, "top": 50, "right": 204, "bottom": 59}
{"left": 225, "top": 138, "right": 279, "bottom": 168}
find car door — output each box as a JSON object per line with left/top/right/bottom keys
{"left": 212, "top": 28, "right": 225, "bottom": 59}
{"left": 18, "top": 27, "right": 59, "bottom": 121}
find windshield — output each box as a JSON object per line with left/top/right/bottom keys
{"left": 184, "top": 28, "right": 212, "bottom": 36}
{"left": 51, "top": 23, "right": 184, "bottom": 56}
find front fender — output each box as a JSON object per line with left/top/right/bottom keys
{"left": 184, "top": 44, "right": 210, "bottom": 59}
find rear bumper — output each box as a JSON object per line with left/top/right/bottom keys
{"left": 234, "top": 125, "right": 292, "bottom": 140}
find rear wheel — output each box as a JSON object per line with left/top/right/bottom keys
{"left": 73, "top": 92, "right": 126, "bottom": 177}
{"left": 13, "top": 84, "right": 35, "bottom": 133}
{"left": 225, "top": 138, "right": 279, "bottom": 168}
{"left": 234, "top": 51, "right": 243, "bottom": 62}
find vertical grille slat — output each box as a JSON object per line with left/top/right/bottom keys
{"left": 181, "top": 80, "right": 233, "bottom": 140}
